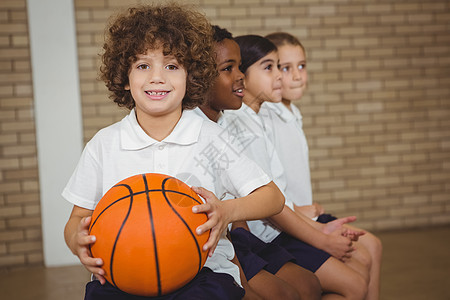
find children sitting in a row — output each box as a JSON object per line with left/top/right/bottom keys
{"left": 63, "top": 3, "right": 381, "bottom": 299}
{"left": 209, "top": 28, "right": 375, "bottom": 300}
{"left": 195, "top": 26, "right": 321, "bottom": 300}
{"left": 263, "top": 32, "right": 382, "bottom": 300}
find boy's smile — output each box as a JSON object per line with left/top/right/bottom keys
{"left": 206, "top": 38, "right": 245, "bottom": 112}
{"left": 125, "top": 48, "right": 187, "bottom": 136}
{"left": 232, "top": 86, "right": 245, "bottom": 98}
{"left": 145, "top": 90, "right": 170, "bottom": 100}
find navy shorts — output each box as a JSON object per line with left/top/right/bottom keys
{"left": 317, "top": 213, "right": 337, "bottom": 223}
{"left": 230, "top": 228, "right": 295, "bottom": 280}
{"left": 84, "top": 267, "right": 245, "bottom": 300}
{"left": 271, "top": 232, "right": 331, "bottom": 273}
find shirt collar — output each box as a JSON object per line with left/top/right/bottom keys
{"left": 242, "top": 103, "right": 264, "bottom": 126}
{"left": 120, "top": 109, "right": 203, "bottom": 150}
{"left": 263, "top": 102, "right": 300, "bottom": 123}
{"left": 192, "top": 107, "right": 224, "bottom": 122}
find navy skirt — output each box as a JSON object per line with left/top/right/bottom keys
{"left": 230, "top": 227, "right": 295, "bottom": 280}
{"left": 271, "top": 232, "right": 331, "bottom": 273}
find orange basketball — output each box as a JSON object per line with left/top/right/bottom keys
{"left": 89, "top": 173, "right": 210, "bottom": 296}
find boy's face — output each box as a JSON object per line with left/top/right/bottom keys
{"left": 126, "top": 48, "right": 187, "bottom": 120}
{"left": 278, "top": 44, "right": 307, "bottom": 102}
{"left": 206, "top": 39, "right": 244, "bottom": 111}
{"left": 244, "top": 51, "right": 282, "bottom": 104}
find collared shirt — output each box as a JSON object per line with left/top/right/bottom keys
{"left": 221, "top": 104, "right": 292, "bottom": 243}
{"left": 260, "top": 102, "right": 313, "bottom": 207}
{"left": 221, "top": 103, "right": 276, "bottom": 178}
{"left": 192, "top": 107, "right": 224, "bottom": 123}
{"left": 62, "top": 108, "right": 271, "bottom": 285}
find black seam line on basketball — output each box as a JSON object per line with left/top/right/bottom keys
{"left": 89, "top": 186, "right": 201, "bottom": 234}
{"left": 142, "top": 174, "right": 162, "bottom": 297}
{"left": 109, "top": 184, "right": 134, "bottom": 290}
{"left": 89, "top": 188, "right": 163, "bottom": 232}
{"left": 87, "top": 183, "right": 134, "bottom": 289}
{"left": 161, "top": 177, "right": 203, "bottom": 274}
{"left": 88, "top": 184, "right": 140, "bottom": 232}
{"left": 161, "top": 190, "right": 203, "bottom": 205}
{"left": 89, "top": 190, "right": 202, "bottom": 232}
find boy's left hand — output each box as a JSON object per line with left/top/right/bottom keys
{"left": 191, "top": 186, "right": 230, "bottom": 257}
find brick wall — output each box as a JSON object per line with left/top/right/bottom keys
{"left": 0, "top": 0, "right": 43, "bottom": 271}
{"left": 1, "top": 0, "right": 449, "bottom": 270}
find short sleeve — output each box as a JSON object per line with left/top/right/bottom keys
{"left": 61, "top": 143, "right": 103, "bottom": 210}
{"left": 214, "top": 129, "right": 271, "bottom": 198}
{"left": 222, "top": 155, "right": 271, "bottom": 197}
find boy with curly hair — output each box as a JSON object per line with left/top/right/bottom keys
{"left": 63, "top": 4, "right": 284, "bottom": 299}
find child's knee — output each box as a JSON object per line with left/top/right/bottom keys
{"left": 279, "top": 285, "right": 301, "bottom": 300}
{"left": 364, "top": 232, "right": 383, "bottom": 259}
{"left": 269, "top": 280, "right": 301, "bottom": 300}
{"left": 348, "top": 274, "right": 368, "bottom": 300}
{"left": 372, "top": 234, "right": 383, "bottom": 257}
{"left": 301, "top": 273, "right": 322, "bottom": 300}
{"left": 357, "top": 244, "right": 373, "bottom": 272}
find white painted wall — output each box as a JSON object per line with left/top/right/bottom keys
{"left": 27, "top": 0, "right": 82, "bottom": 266}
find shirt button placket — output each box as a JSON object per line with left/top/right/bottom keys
{"left": 154, "top": 143, "right": 168, "bottom": 174}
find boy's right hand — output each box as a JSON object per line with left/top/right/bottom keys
{"left": 75, "top": 216, "right": 106, "bottom": 284}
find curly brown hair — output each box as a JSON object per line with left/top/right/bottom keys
{"left": 100, "top": 3, "right": 217, "bottom": 110}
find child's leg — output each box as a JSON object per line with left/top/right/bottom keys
{"left": 274, "top": 261, "right": 322, "bottom": 300}
{"left": 230, "top": 227, "right": 300, "bottom": 300}
{"left": 272, "top": 232, "right": 367, "bottom": 300}
{"left": 318, "top": 214, "right": 382, "bottom": 299}
{"left": 315, "top": 257, "right": 368, "bottom": 300}
{"left": 346, "top": 226, "right": 382, "bottom": 300}
{"left": 248, "top": 269, "right": 300, "bottom": 300}
{"left": 341, "top": 244, "right": 370, "bottom": 285}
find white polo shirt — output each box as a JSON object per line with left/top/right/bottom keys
{"left": 260, "top": 102, "right": 313, "bottom": 207}
{"left": 221, "top": 104, "right": 292, "bottom": 243}
{"left": 62, "top": 108, "right": 271, "bottom": 285}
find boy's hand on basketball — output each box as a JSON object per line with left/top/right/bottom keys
{"left": 192, "top": 186, "right": 230, "bottom": 257}
{"left": 75, "top": 216, "right": 106, "bottom": 284}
